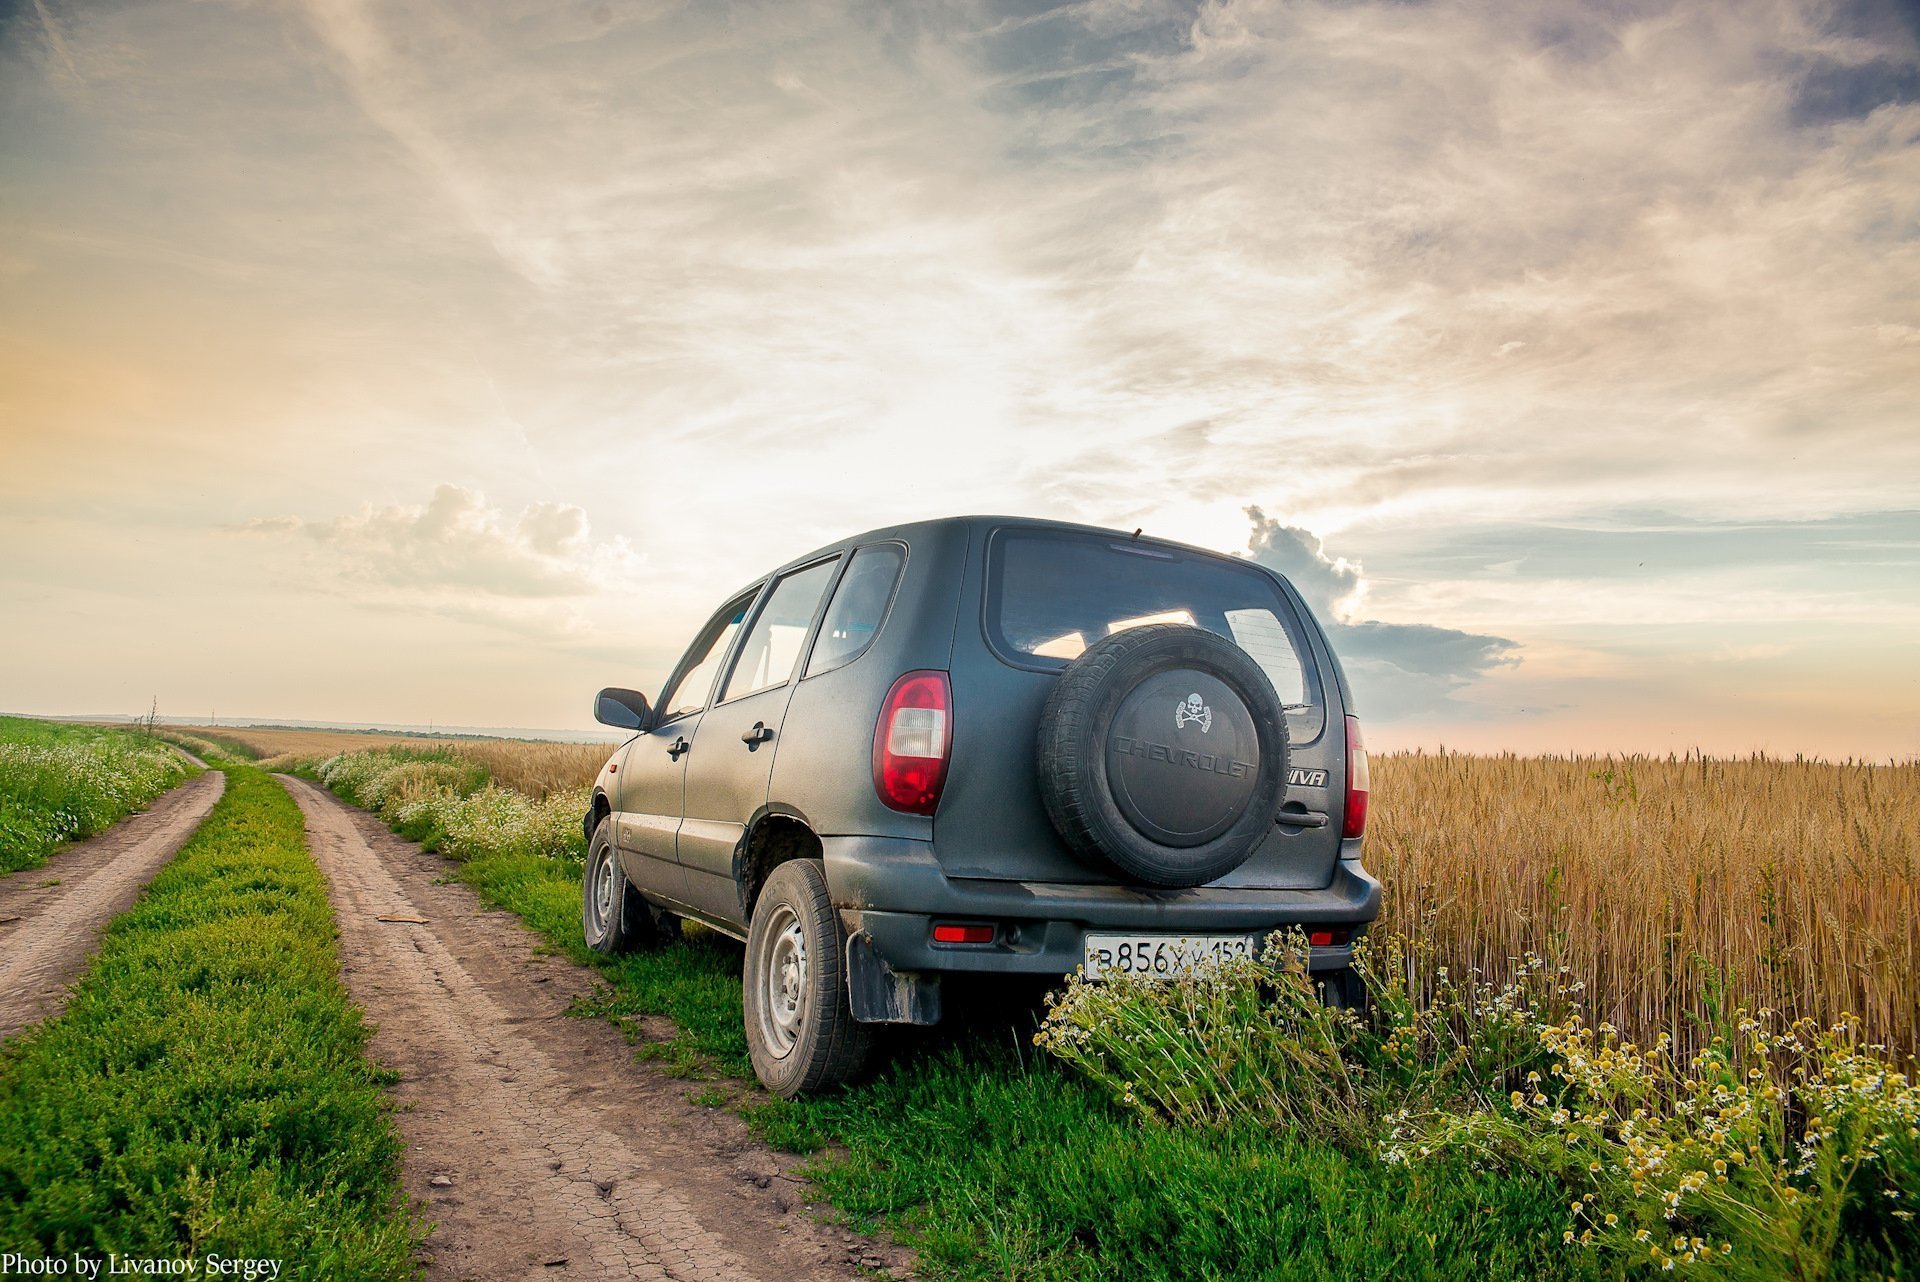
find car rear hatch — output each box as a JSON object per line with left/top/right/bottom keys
{"left": 935, "top": 522, "right": 1347, "bottom": 890}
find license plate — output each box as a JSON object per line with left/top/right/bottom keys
{"left": 1082, "top": 933, "right": 1254, "bottom": 979}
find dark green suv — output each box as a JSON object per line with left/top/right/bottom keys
{"left": 586, "top": 516, "right": 1379, "bottom": 1096}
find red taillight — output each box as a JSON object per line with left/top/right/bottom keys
{"left": 931, "top": 923, "right": 994, "bottom": 944}
{"left": 1308, "top": 929, "right": 1351, "bottom": 947}
{"left": 1342, "top": 715, "right": 1369, "bottom": 839}
{"left": 873, "top": 670, "right": 952, "bottom": 815}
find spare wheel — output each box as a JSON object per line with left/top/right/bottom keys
{"left": 1036, "top": 623, "right": 1289, "bottom": 889}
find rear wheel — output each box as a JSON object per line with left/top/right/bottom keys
{"left": 743, "top": 860, "right": 871, "bottom": 1097}
{"left": 582, "top": 820, "right": 673, "bottom": 955}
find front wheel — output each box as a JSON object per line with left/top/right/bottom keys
{"left": 582, "top": 820, "right": 673, "bottom": 955}
{"left": 743, "top": 860, "right": 871, "bottom": 1097}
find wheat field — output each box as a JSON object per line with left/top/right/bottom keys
{"left": 1369, "top": 751, "right": 1919, "bottom": 1059}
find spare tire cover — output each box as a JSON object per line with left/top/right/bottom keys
{"left": 1036, "top": 623, "right": 1289, "bottom": 888}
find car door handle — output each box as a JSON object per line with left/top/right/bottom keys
{"left": 1275, "top": 807, "right": 1328, "bottom": 828}
{"left": 667, "top": 736, "right": 691, "bottom": 760}
{"left": 741, "top": 722, "right": 774, "bottom": 748}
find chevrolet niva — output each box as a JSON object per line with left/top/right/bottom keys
{"left": 585, "top": 516, "right": 1379, "bottom": 1096}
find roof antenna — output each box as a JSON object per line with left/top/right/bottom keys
{"left": 1131, "top": 527, "right": 1142, "bottom": 540}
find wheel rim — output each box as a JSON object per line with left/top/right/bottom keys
{"left": 754, "top": 903, "right": 807, "bottom": 1059}
{"left": 588, "top": 845, "right": 615, "bottom": 939}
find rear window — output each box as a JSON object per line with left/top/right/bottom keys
{"left": 986, "top": 529, "right": 1323, "bottom": 735}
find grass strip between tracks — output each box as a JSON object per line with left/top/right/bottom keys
{"left": 0, "top": 764, "right": 420, "bottom": 1278}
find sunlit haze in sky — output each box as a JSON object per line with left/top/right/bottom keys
{"left": 3, "top": 0, "right": 1917, "bottom": 756}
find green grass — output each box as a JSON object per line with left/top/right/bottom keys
{"left": 0, "top": 765, "right": 420, "bottom": 1277}
{"left": 0, "top": 716, "right": 194, "bottom": 874}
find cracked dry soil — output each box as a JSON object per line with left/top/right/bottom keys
{"left": 278, "top": 775, "right": 905, "bottom": 1282}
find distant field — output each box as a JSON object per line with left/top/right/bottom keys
{"left": 177, "top": 724, "right": 609, "bottom": 799}
{"left": 0, "top": 716, "right": 193, "bottom": 873}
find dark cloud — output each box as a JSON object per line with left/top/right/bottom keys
{"left": 1244, "top": 506, "right": 1517, "bottom": 721}
{"left": 1792, "top": 59, "right": 1920, "bottom": 126}
{"left": 1335, "top": 620, "right": 1518, "bottom": 683}
{"left": 1243, "top": 506, "right": 1362, "bottom": 619}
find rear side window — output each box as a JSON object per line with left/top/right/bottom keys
{"left": 806, "top": 543, "right": 905, "bottom": 678}
{"left": 721, "top": 558, "right": 839, "bottom": 703}
{"left": 1223, "top": 608, "right": 1306, "bottom": 706}
{"left": 986, "top": 529, "right": 1323, "bottom": 733}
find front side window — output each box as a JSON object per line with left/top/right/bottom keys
{"left": 660, "top": 590, "right": 757, "bottom": 722}
{"left": 720, "top": 558, "right": 838, "bottom": 703}
{"left": 805, "top": 543, "right": 905, "bottom": 678}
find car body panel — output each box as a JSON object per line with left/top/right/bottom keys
{"left": 612, "top": 725, "right": 692, "bottom": 907}
{"left": 767, "top": 523, "right": 968, "bottom": 840}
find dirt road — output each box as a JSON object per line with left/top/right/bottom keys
{"left": 0, "top": 770, "right": 226, "bottom": 1040}
{"left": 278, "top": 775, "right": 897, "bottom": 1282}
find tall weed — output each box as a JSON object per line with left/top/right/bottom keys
{"left": 313, "top": 747, "right": 585, "bottom": 865}
{"left": 1038, "top": 933, "right": 1920, "bottom": 1278}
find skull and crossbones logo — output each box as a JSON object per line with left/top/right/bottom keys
{"left": 1174, "top": 692, "right": 1213, "bottom": 733}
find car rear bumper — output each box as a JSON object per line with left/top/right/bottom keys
{"left": 823, "top": 834, "right": 1379, "bottom": 977}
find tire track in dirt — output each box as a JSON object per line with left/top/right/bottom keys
{"left": 0, "top": 769, "right": 226, "bottom": 1040}
{"left": 278, "top": 775, "right": 898, "bottom": 1282}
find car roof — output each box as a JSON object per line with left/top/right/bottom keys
{"left": 703, "top": 514, "right": 1347, "bottom": 708}
{"left": 749, "top": 515, "right": 1260, "bottom": 583}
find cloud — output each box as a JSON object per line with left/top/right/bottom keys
{"left": 4, "top": 0, "right": 1917, "bottom": 747}
{"left": 1244, "top": 507, "right": 1365, "bottom": 621}
{"left": 1243, "top": 506, "right": 1517, "bottom": 720}
{"left": 241, "top": 484, "right": 641, "bottom": 600}
{"left": 1016, "top": 0, "right": 1920, "bottom": 528}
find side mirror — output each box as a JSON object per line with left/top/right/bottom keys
{"left": 594, "top": 687, "right": 654, "bottom": 732}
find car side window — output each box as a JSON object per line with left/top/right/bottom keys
{"left": 1224, "top": 607, "right": 1307, "bottom": 706}
{"left": 659, "top": 590, "right": 758, "bottom": 722}
{"left": 805, "top": 544, "right": 905, "bottom": 678}
{"left": 719, "top": 559, "right": 839, "bottom": 703}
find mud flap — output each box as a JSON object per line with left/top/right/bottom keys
{"left": 844, "top": 930, "right": 942, "bottom": 1025}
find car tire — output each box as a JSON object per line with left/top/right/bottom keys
{"left": 743, "top": 860, "right": 871, "bottom": 1098}
{"left": 1037, "top": 623, "right": 1289, "bottom": 888}
{"left": 582, "top": 819, "right": 669, "bottom": 955}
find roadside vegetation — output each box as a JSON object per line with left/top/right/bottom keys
{"left": 0, "top": 763, "right": 420, "bottom": 1277}
{"left": 0, "top": 715, "right": 194, "bottom": 874}
{"left": 1041, "top": 936, "right": 1919, "bottom": 1280}
{"left": 189, "top": 722, "right": 611, "bottom": 798}
{"left": 292, "top": 739, "right": 1919, "bottom": 1279}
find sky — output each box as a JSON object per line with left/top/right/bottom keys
{"left": 2, "top": 0, "right": 1917, "bottom": 757}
